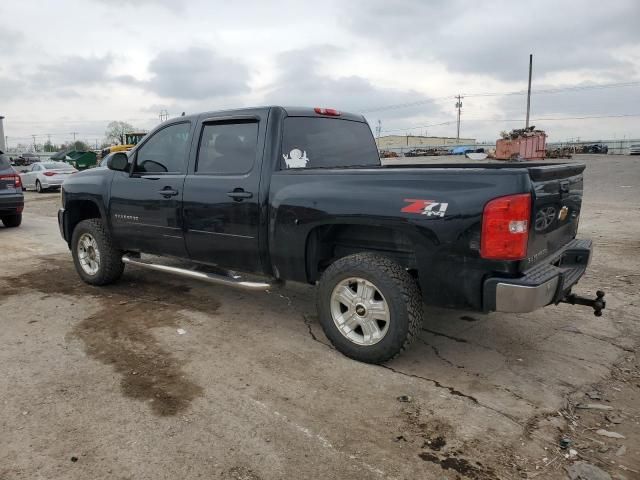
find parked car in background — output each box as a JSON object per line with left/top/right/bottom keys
{"left": 0, "top": 151, "right": 24, "bottom": 227}
{"left": 14, "top": 152, "right": 40, "bottom": 166}
{"left": 629, "top": 144, "right": 640, "bottom": 155}
{"left": 581, "top": 144, "right": 608, "bottom": 154}
{"left": 19, "top": 161, "right": 77, "bottom": 193}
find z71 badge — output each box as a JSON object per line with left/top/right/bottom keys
{"left": 401, "top": 199, "right": 449, "bottom": 218}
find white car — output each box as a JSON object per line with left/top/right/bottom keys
{"left": 19, "top": 161, "right": 77, "bottom": 193}
{"left": 630, "top": 144, "right": 640, "bottom": 155}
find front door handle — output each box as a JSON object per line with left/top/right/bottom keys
{"left": 158, "top": 187, "right": 179, "bottom": 198}
{"left": 227, "top": 189, "right": 253, "bottom": 201}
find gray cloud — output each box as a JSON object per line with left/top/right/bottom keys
{"left": 35, "top": 55, "right": 114, "bottom": 88}
{"left": 347, "top": 0, "right": 640, "bottom": 81}
{"left": 263, "top": 46, "right": 443, "bottom": 120}
{"left": 0, "top": 77, "right": 25, "bottom": 101}
{"left": 91, "top": 0, "right": 183, "bottom": 12}
{"left": 0, "top": 28, "right": 24, "bottom": 48}
{"left": 145, "top": 47, "right": 251, "bottom": 99}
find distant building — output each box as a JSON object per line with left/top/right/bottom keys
{"left": 376, "top": 135, "right": 476, "bottom": 150}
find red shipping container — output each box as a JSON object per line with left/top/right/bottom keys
{"left": 495, "top": 132, "right": 546, "bottom": 160}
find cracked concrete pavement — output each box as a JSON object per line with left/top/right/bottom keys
{"left": 1, "top": 154, "right": 639, "bottom": 479}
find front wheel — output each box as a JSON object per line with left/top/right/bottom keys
{"left": 316, "top": 253, "right": 423, "bottom": 364}
{"left": 1, "top": 214, "right": 22, "bottom": 228}
{"left": 71, "top": 218, "right": 125, "bottom": 285}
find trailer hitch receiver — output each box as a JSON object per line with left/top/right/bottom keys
{"left": 560, "top": 290, "right": 606, "bottom": 317}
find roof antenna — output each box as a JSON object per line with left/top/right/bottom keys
{"left": 181, "top": 112, "right": 185, "bottom": 116}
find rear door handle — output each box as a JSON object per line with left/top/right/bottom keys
{"left": 227, "top": 189, "right": 253, "bottom": 201}
{"left": 158, "top": 187, "right": 179, "bottom": 197}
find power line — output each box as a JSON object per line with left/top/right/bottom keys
{"left": 382, "top": 121, "right": 454, "bottom": 134}
{"left": 361, "top": 81, "right": 640, "bottom": 114}
{"left": 382, "top": 113, "right": 640, "bottom": 134}
{"left": 468, "top": 113, "right": 640, "bottom": 122}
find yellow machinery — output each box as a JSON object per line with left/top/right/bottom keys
{"left": 101, "top": 132, "right": 147, "bottom": 158}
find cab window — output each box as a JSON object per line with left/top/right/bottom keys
{"left": 134, "top": 122, "right": 191, "bottom": 174}
{"left": 196, "top": 121, "right": 259, "bottom": 175}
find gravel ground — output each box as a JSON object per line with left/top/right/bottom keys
{"left": 0, "top": 154, "right": 639, "bottom": 479}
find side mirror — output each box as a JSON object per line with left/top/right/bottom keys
{"left": 107, "top": 152, "right": 129, "bottom": 172}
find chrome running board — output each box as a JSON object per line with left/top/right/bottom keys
{"left": 121, "top": 254, "right": 279, "bottom": 291}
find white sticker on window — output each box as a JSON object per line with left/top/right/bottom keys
{"left": 283, "top": 148, "right": 309, "bottom": 168}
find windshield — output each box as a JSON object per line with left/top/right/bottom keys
{"left": 281, "top": 117, "right": 380, "bottom": 169}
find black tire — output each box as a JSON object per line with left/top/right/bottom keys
{"left": 71, "top": 218, "right": 124, "bottom": 285}
{"left": 1, "top": 214, "right": 22, "bottom": 228}
{"left": 36, "top": 180, "right": 43, "bottom": 193}
{"left": 316, "top": 253, "right": 423, "bottom": 364}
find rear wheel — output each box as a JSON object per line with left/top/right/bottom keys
{"left": 71, "top": 219, "right": 124, "bottom": 285}
{"left": 316, "top": 253, "right": 422, "bottom": 364}
{"left": 36, "top": 180, "right": 43, "bottom": 193}
{"left": 1, "top": 214, "right": 22, "bottom": 228}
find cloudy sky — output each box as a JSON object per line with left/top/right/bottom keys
{"left": 1, "top": 0, "right": 640, "bottom": 149}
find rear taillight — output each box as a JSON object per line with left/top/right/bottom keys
{"left": 43, "top": 171, "right": 57, "bottom": 177}
{"left": 314, "top": 107, "right": 341, "bottom": 116}
{"left": 480, "top": 193, "right": 531, "bottom": 260}
{"left": 0, "top": 174, "right": 22, "bottom": 188}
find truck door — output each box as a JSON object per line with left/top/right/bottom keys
{"left": 183, "top": 116, "right": 265, "bottom": 273}
{"left": 109, "top": 121, "right": 192, "bottom": 257}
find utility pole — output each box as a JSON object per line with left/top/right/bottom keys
{"left": 375, "top": 120, "right": 382, "bottom": 139}
{"left": 455, "top": 95, "right": 463, "bottom": 143}
{"left": 0, "top": 115, "right": 5, "bottom": 152}
{"left": 159, "top": 109, "right": 169, "bottom": 122}
{"left": 32, "top": 135, "right": 37, "bottom": 151}
{"left": 525, "top": 54, "right": 533, "bottom": 128}
{"left": 71, "top": 132, "right": 78, "bottom": 143}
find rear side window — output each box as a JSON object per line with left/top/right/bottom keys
{"left": 196, "top": 121, "right": 259, "bottom": 175}
{"left": 281, "top": 117, "right": 380, "bottom": 169}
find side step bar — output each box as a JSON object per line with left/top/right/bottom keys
{"left": 121, "top": 254, "right": 280, "bottom": 291}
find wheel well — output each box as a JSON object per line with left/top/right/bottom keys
{"left": 66, "top": 200, "right": 102, "bottom": 242}
{"left": 306, "top": 224, "right": 418, "bottom": 283}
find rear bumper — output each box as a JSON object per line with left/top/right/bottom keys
{"left": 0, "top": 193, "right": 24, "bottom": 215}
{"left": 483, "top": 238, "right": 592, "bottom": 313}
{"left": 41, "top": 179, "right": 64, "bottom": 188}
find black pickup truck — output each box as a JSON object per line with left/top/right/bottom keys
{"left": 58, "top": 106, "right": 604, "bottom": 363}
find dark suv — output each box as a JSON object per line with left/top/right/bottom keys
{"left": 0, "top": 151, "right": 24, "bottom": 227}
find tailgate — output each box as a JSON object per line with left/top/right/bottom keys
{"left": 523, "top": 163, "right": 585, "bottom": 269}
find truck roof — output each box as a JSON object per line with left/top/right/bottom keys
{"left": 182, "top": 106, "right": 367, "bottom": 124}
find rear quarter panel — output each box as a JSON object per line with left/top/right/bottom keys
{"left": 268, "top": 167, "right": 532, "bottom": 310}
